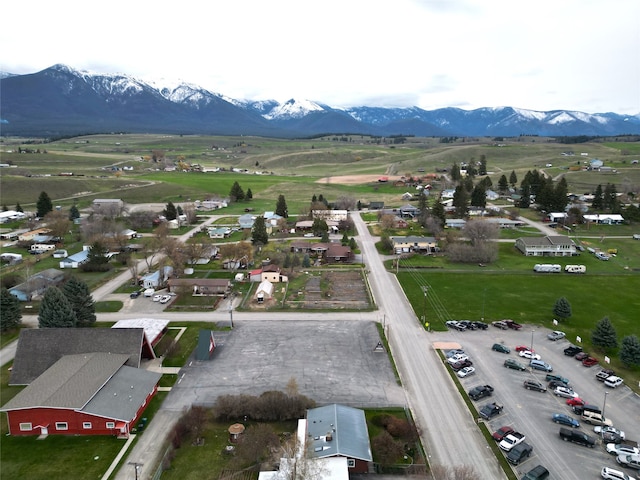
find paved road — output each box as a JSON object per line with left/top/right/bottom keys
{"left": 352, "top": 213, "right": 505, "bottom": 478}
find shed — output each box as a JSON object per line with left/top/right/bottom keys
{"left": 255, "top": 280, "right": 274, "bottom": 302}
{"left": 59, "top": 248, "right": 90, "bottom": 269}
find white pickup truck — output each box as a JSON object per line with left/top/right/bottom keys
{"left": 499, "top": 432, "right": 526, "bottom": 451}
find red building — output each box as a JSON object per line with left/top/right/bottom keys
{"left": 1, "top": 352, "right": 161, "bottom": 437}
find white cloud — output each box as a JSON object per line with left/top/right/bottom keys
{"left": 1, "top": 0, "right": 638, "bottom": 114}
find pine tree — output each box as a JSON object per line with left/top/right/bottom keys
{"left": 246, "top": 188, "right": 253, "bottom": 200}
{"left": 275, "top": 195, "right": 288, "bottom": 218}
{"left": 38, "top": 286, "right": 77, "bottom": 328}
{"left": 251, "top": 216, "right": 269, "bottom": 245}
{"left": 553, "top": 297, "right": 572, "bottom": 320}
{"left": 509, "top": 170, "right": 517, "bottom": 187}
{"left": 470, "top": 184, "right": 486, "bottom": 208}
{"left": 450, "top": 162, "right": 461, "bottom": 182}
{"left": 0, "top": 287, "right": 22, "bottom": 332}
{"left": 452, "top": 185, "right": 469, "bottom": 217}
{"left": 431, "top": 200, "right": 446, "bottom": 227}
{"left": 15, "top": 202, "right": 23, "bottom": 213}
{"left": 591, "top": 316, "right": 618, "bottom": 350}
{"left": 620, "top": 335, "right": 640, "bottom": 367}
{"left": 230, "top": 181, "right": 245, "bottom": 202}
{"left": 69, "top": 204, "right": 80, "bottom": 220}
{"left": 478, "top": 156, "right": 487, "bottom": 176}
{"left": 62, "top": 277, "right": 96, "bottom": 327}
{"left": 164, "top": 201, "right": 178, "bottom": 220}
{"left": 592, "top": 184, "right": 603, "bottom": 210}
{"left": 498, "top": 175, "right": 509, "bottom": 193}
{"left": 36, "top": 191, "right": 53, "bottom": 218}
{"left": 302, "top": 254, "right": 311, "bottom": 268}
{"left": 341, "top": 232, "right": 349, "bottom": 246}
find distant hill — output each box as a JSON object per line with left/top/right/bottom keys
{"left": 2, "top": 64, "right": 639, "bottom": 138}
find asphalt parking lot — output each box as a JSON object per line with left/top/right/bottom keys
{"left": 431, "top": 325, "right": 640, "bottom": 480}
{"left": 161, "top": 319, "right": 407, "bottom": 412}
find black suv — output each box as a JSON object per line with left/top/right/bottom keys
{"left": 523, "top": 380, "right": 547, "bottom": 392}
{"left": 564, "top": 345, "right": 583, "bottom": 356}
{"left": 479, "top": 402, "right": 503, "bottom": 420}
{"left": 559, "top": 427, "right": 595, "bottom": 447}
{"left": 507, "top": 442, "right": 533, "bottom": 465}
{"left": 522, "top": 465, "right": 549, "bottom": 480}
{"left": 468, "top": 385, "right": 494, "bottom": 401}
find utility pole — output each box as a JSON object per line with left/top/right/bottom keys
{"left": 128, "top": 462, "right": 143, "bottom": 480}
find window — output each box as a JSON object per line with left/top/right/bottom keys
{"left": 55, "top": 422, "right": 68, "bottom": 431}
{"left": 347, "top": 459, "right": 356, "bottom": 468}
{"left": 83, "top": 422, "right": 92, "bottom": 429}
{"left": 106, "top": 422, "right": 115, "bottom": 429}
{"left": 19, "top": 423, "right": 32, "bottom": 431}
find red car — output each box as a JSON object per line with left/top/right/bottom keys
{"left": 515, "top": 345, "right": 534, "bottom": 352}
{"left": 575, "top": 352, "right": 589, "bottom": 361}
{"left": 582, "top": 356, "right": 599, "bottom": 367}
{"left": 566, "top": 397, "right": 586, "bottom": 406}
{"left": 491, "top": 426, "right": 515, "bottom": 441}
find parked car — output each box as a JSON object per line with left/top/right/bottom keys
{"left": 548, "top": 380, "right": 568, "bottom": 390}
{"left": 492, "top": 320, "right": 508, "bottom": 330}
{"left": 143, "top": 288, "right": 155, "bottom": 297}
{"left": 458, "top": 320, "right": 476, "bottom": 330}
{"left": 472, "top": 321, "right": 488, "bottom": 330}
{"left": 607, "top": 444, "right": 640, "bottom": 456}
{"left": 617, "top": 454, "right": 640, "bottom": 470}
{"left": 554, "top": 386, "right": 579, "bottom": 398}
{"left": 507, "top": 442, "right": 533, "bottom": 465}
{"left": 564, "top": 345, "right": 583, "bottom": 356}
{"left": 479, "top": 402, "right": 503, "bottom": 420}
{"left": 504, "top": 320, "right": 523, "bottom": 330}
{"left": 596, "top": 369, "right": 616, "bottom": 381}
{"left": 519, "top": 350, "right": 541, "bottom": 360}
{"left": 504, "top": 359, "right": 526, "bottom": 371}
{"left": 445, "top": 349, "right": 466, "bottom": 358}
{"left": 457, "top": 366, "right": 476, "bottom": 378}
{"left": 595, "top": 426, "right": 626, "bottom": 441}
{"left": 159, "top": 295, "right": 171, "bottom": 304}
{"left": 468, "top": 385, "right": 494, "bottom": 401}
{"left": 605, "top": 376, "right": 624, "bottom": 388}
{"left": 446, "top": 320, "right": 466, "bottom": 331}
{"left": 522, "top": 465, "right": 550, "bottom": 480}
{"left": 130, "top": 291, "right": 141, "bottom": 298}
{"left": 581, "top": 410, "right": 613, "bottom": 427}
{"left": 152, "top": 294, "right": 162, "bottom": 302}
{"left": 547, "top": 330, "right": 566, "bottom": 341}
{"left": 492, "top": 426, "right": 515, "bottom": 441}
{"left": 582, "top": 356, "right": 599, "bottom": 367}
{"left": 546, "top": 374, "right": 569, "bottom": 385}
{"left": 575, "top": 352, "right": 590, "bottom": 361}
{"left": 447, "top": 353, "right": 469, "bottom": 364}
{"left": 530, "top": 359, "right": 553, "bottom": 372}
{"left": 492, "top": 343, "right": 510, "bottom": 354}
{"left": 601, "top": 466, "right": 636, "bottom": 480}
{"left": 515, "top": 345, "right": 533, "bottom": 352}
{"left": 523, "top": 380, "right": 547, "bottom": 392}
{"left": 566, "top": 397, "right": 586, "bottom": 407}
{"left": 552, "top": 413, "right": 580, "bottom": 427}
{"left": 450, "top": 359, "right": 473, "bottom": 371}
{"left": 559, "top": 427, "right": 596, "bottom": 448}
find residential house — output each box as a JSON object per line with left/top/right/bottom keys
{"left": 167, "top": 278, "right": 231, "bottom": 296}
{"left": 441, "top": 189, "right": 456, "bottom": 199}
{"left": 515, "top": 235, "right": 577, "bottom": 256}
{"left": 249, "top": 265, "right": 287, "bottom": 283}
{"left": 393, "top": 216, "right": 408, "bottom": 228}
{"left": 59, "top": 247, "right": 90, "bottom": 269}
{"left": 401, "top": 192, "right": 413, "bottom": 201}
{"left": 1, "top": 352, "right": 160, "bottom": 438}
{"left": 92, "top": 198, "right": 124, "bottom": 214}
{"left": 486, "top": 190, "right": 500, "bottom": 201}
{"left": 238, "top": 213, "right": 255, "bottom": 230}
{"left": 9, "top": 328, "right": 148, "bottom": 385}
{"left": 445, "top": 219, "right": 466, "bottom": 229}
{"left": 391, "top": 236, "right": 438, "bottom": 254}
{"left": 140, "top": 266, "right": 173, "bottom": 289}
{"left": 18, "top": 228, "right": 51, "bottom": 242}
{"left": 207, "top": 227, "right": 232, "bottom": 239}
{"left": 313, "top": 210, "right": 348, "bottom": 222}
{"left": 398, "top": 204, "right": 419, "bottom": 218}
{"left": 484, "top": 217, "right": 525, "bottom": 228}
{"left": 9, "top": 268, "right": 66, "bottom": 301}
{"left": 368, "top": 201, "right": 384, "bottom": 210}
{"left": 325, "top": 244, "right": 354, "bottom": 263}
{"left": 583, "top": 214, "right": 624, "bottom": 224}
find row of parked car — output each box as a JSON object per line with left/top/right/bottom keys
{"left": 445, "top": 320, "right": 488, "bottom": 331}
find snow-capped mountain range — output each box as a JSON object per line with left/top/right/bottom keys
{"left": 1, "top": 64, "right": 639, "bottom": 138}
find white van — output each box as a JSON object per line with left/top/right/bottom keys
{"left": 143, "top": 288, "right": 155, "bottom": 297}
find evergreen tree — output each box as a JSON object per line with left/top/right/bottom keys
{"left": 470, "top": 184, "right": 487, "bottom": 208}
{"left": 15, "top": 202, "right": 23, "bottom": 213}
{"left": 311, "top": 194, "right": 317, "bottom": 203}
{"left": 36, "top": 191, "right": 53, "bottom": 218}
{"left": 349, "top": 237, "right": 357, "bottom": 251}
{"left": 417, "top": 191, "right": 429, "bottom": 226}
{"left": 431, "top": 200, "right": 446, "bottom": 227}
{"left": 592, "top": 184, "right": 604, "bottom": 210}
{"left": 2, "top": 205, "right": 7, "bottom": 212}
{"left": 552, "top": 177, "right": 569, "bottom": 212}
{"left": 591, "top": 316, "right": 618, "bottom": 350}
{"left": 498, "top": 174, "right": 509, "bottom": 193}
{"left": 620, "top": 335, "right": 640, "bottom": 367}
{"left": 275, "top": 195, "right": 288, "bottom": 218}
{"left": 311, "top": 218, "right": 328, "bottom": 236}
{"left": 452, "top": 185, "right": 469, "bottom": 217}
{"left": 519, "top": 184, "right": 531, "bottom": 208}
{"left": 0, "top": 287, "right": 22, "bottom": 332}
{"left": 603, "top": 183, "right": 619, "bottom": 212}
{"left": 509, "top": 170, "right": 518, "bottom": 187}
{"left": 478, "top": 156, "right": 487, "bottom": 176}
{"left": 450, "top": 162, "right": 461, "bottom": 182}
{"left": 552, "top": 297, "right": 572, "bottom": 320}
{"left": 246, "top": 188, "right": 253, "bottom": 200}
{"left": 480, "top": 176, "right": 493, "bottom": 189}
{"left": 230, "top": 181, "right": 245, "bottom": 202}
{"left": 251, "top": 216, "right": 269, "bottom": 245}
{"left": 341, "top": 232, "right": 349, "bottom": 246}
{"left": 302, "top": 254, "right": 311, "bottom": 267}
{"left": 177, "top": 205, "right": 184, "bottom": 216}
{"left": 283, "top": 253, "right": 291, "bottom": 269}
{"left": 69, "top": 204, "right": 80, "bottom": 220}
{"left": 292, "top": 254, "right": 301, "bottom": 268}
{"left": 38, "top": 286, "right": 77, "bottom": 328}
{"left": 320, "top": 231, "right": 329, "bottom": 242}
{"left": 62, "top": 277, "right": 96, "bottom": 327}
{"left": 164, "top": 201, "right": 178, "bottom": 220}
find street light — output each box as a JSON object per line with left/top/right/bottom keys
{"left": 530, "top": 329, "right": 535, "bottom": 353}
{"left": 128, "top": 462, "right": 143, "bottom": 480}
{"left": 602, "top": 391, "right": 609, "bottom": 421}
{"left": 421, "top": 286, "right": 428, "bottom": 329}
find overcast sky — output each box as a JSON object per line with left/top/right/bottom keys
{"left": 2, "top": 0, "right": 639, "bottom": 114}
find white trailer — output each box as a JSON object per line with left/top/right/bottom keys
{"left": 533, "top": 264, "right": 562, "bottom": 273}
{"left": 565, "top": 264, "right": 586, "bottom": 274}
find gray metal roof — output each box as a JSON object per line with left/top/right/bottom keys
{"left": 81, "top": 365, "right": 161, "bottom": 421}
{"left": 2, "top": 353, "right": 129, "bottom": 411}
{"left": 9, "top": 328, "right": 144, "bottom": 385}
{"left": 306, "top": 404, "right": 372, "bottom": 462}
{"left": 517, "top": 235, "right": 573, "bottom": 247}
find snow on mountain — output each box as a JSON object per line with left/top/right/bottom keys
{"left": 262, "top": 98, "right": 325, "bottom": 120}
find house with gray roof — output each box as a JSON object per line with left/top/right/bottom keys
{"left": 9, "top": 328, "right": 148, "bottom": 385}
{"left": 8, "top": 268, "right": 65, "bottom": 301}
{"left": 306, "top": 404, "right": 372, "bottom": 473}
{"left": 515, "top": 235, "right": 577, "bottom": 257}
{"left": 391, "top": 235, "right": 438, "bottom": 254}
{"left": 1, "top": 352, "right": 160, "bottom": 437}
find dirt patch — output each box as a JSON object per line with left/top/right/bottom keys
{"left": 315, "top": 174, "right": 403, "bottom": 185}
{"left": 300, "top": 270, "right": 371, "bottom": 310}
